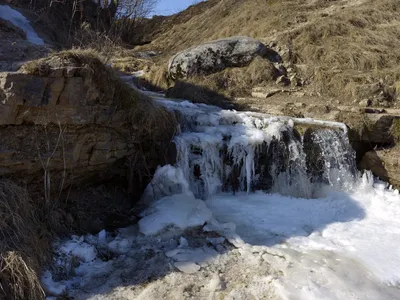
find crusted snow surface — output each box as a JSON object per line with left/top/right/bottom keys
{"left": 42, "top": 99, "right": 400, "bottom": 299}
{"left": 207, "top": 173, "right": 400, "bottom": 300}
{"left": 139, "top": 192, "right": 213, "bottom": 235}
{"left": 43, "top": 172, "right": 400, "bottom": 300}
{"left": 0, "top": 5, "right": 44, "bottom": 45}
{"left": 158, "top": 99, "right": 355, "bottom": 199}
{"left": 43, "top": 225, "right": 282, "bottom": 299}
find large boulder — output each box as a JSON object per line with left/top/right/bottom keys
{"left": 359, "top": 148, "right": 400, "bottom": 188}
{"left": 168, "top": 36, "right": 274, "bottom": 79}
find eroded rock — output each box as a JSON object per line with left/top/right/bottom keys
{"left": 168, "top": 36, "right": 272, "bottom": 79}
{"left": 359, "top": 148, "right": 400, "bottom": 188}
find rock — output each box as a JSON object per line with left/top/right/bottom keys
{"left": 276, "top": 75, "right": 290, "bottom": 86}
{"left": 294, "top": 102, "right": 306, "bottom": 108}
{"left": 251, "top": 87, "right": 281, "bottom": 98}
{"left": 0, "top": 57, "right": 176, "bottom": 194}
{"left": 59, "top": 77, "right": 85, "bottom": 105}
{"left": 47, "top": 78, "right": 65, "bottom": 105}
{"left": 359, "top": 99, "right": 372, "bottom": 107}
{"left": 166, "top": 249, "right": 182, "bottom": 258}
{"left": 359, "top": 148, "right": 400, "bottom": 188}
{"left": 0, "top": 72, "right": 46, "bottom": 106}
{"left": 361, "top": 114, "right": 397, "bottom": 144}
{"left": 290, "top": 74, "right": 302, "bottom": 87}
{"left": 168, "top": 36, "right": 270, "bottom": 79}
{"left": 174, "top": 261, "right": 201, "bottom": 274}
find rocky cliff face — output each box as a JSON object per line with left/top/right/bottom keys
{"left": 0, "top": 51, "right": 177, "bottom": 205}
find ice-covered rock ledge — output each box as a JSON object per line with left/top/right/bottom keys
{"left": 158, "top": 98, "right": 348, "bottom": 133}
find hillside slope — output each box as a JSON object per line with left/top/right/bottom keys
{"left": 142, "top": 0, "right": 400, "bottom": 107}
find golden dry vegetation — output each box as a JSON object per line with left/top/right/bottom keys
{"left": 139, "top": 0, "right": 400, "bottom": 105}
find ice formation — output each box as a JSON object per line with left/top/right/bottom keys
{"left": 157, "top": 99, "right": 357, "bottom": 199}
{"left": 42, "top": 98, "right": 400, "bottom": 300}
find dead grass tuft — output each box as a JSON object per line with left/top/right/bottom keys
{"left": 0, "top": 180, "right": 48, "bottom": 300}
{"left": 335, "top": 111, "right": 374, "bottom": 138}
{"left": 0, "top": 252, "right": 45, "bottom": 300}
{"left": 390, "top": 118, "right": 400, "bottom": 143}
{"left": 144, "top": 63, "right": 172, "bottom": 90}
{"left": 156, "top": 57, "right": 278, "bottom": 105}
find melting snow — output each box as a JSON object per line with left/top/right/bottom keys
{"left": 0, "top": 5, "right": 44, "bottom": 45}
{"left": 41, "top": 99, "right": 400, "bottom": 299}
{"left": 139, "top": 192, "right": 213, "bottom": 235}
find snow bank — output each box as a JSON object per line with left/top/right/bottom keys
{"left": 139, "top": 193, "right": 212, "bottom": 235}
{"left": 206, "top": 172, "right": 400, "bottom": 298}
{"left": 0, "top": 5, "right": 44, "bottom": 45}
{"left": 58, "top": 237, "right": 97, "bottom": 263}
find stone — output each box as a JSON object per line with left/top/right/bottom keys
{"left": 168, "top": 36, "right": 271, "bottom": 79}
{"left": 64, "top": 67, "right": 76, "bottom": 78}
{"left": 47, "top": 77, "right": 65, "bottom": 105}
{"left": 0, "top": 104, "right": 18, "bottom": 125}
{"left": 359, "top": 148, "right": 400, "bottom": 188}
{"left": 59, "top": 77, "right": 85, "bottom": 106}
{"left": 290, "top": 74, "right": 302, "bottom": 87}
{"left": 276, "top": 75, "right": 290, "bottom": 86}
{"left": 0, "top": 72, "right": 46, "bottom": 106}
{"left": 361, "top": 114, "right": 397, "bottom": 144}
{"left": 294, "top": 102, "right": 306, "bottom": 108}
{"left": 0, "top": 56, "right": 176, "bottom": 202}
{"left": 359, "top": 99, "right": 372, "bottom": 107}
{"left": 48, "top": 68, "right": 64, "bottom": 78}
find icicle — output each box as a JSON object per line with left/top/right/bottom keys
{"left": 155, "top": 99, "right": 357, "bottom": 199}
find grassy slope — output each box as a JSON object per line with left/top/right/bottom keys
{"left": 141, "top": 0, "right": 400, "bottom": 105}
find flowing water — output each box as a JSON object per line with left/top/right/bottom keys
{"left": 43, "top": 99, "right": 400, "bottom": 300}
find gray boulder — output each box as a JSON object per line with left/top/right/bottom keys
{"left": 168, "top": 36, "right": 275, "bottom": 79}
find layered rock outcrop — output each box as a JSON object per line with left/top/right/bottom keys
{"left": 0, "top": 52, "right": 177, "bottom": 197}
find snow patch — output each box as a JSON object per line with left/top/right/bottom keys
{"left": 0, "top": 5, "right": 44, "bottom": 45}
{"left": 173, "top": 261, "right": 200, "bottom": 274}
{"left": 139, "top": 192, "right": 213, "bottom": 235}
{"left": 58, "top": 237, "right": 97, "bottom": 263}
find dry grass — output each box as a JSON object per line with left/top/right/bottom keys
{"left": 390, "top": 118, "right": 400, "bottom": 143}
{"left": 0, "top": 252, "right": 45, "bottom": 300}
{"left": 152, "top": 57, "right": 278, "bottom": 105}
{"left": 144, "top": 63, "right": 172, "bottom": 90}
{"left": 335, "top": 111, "right": 375, "bottom": 139}
{"left": 0, "top": 180, "right": 49, "bottom": 300}
{"left": 111, "top": 56, "right": 151, "bottom": 73}
{"left": 139, "top": 0, "right": 400, "bottom": 106}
